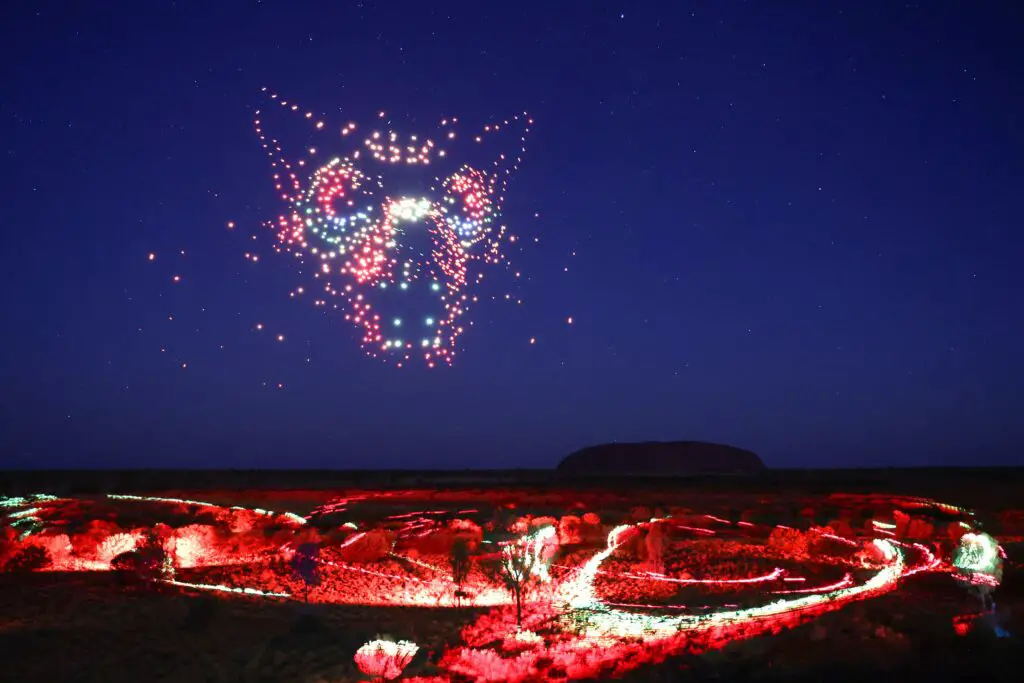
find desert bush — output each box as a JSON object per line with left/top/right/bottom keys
{"left": 904, "top": 518, "right": 935, "bottom": 541}
{"left": 4, "top": 544, "right": 51, "bottom": 572}
{"left": 214, "top": 507, "right": 263, "bottom": 534}
{"left": 170, "top": 524, "right": 220, "bottom": 567}
{"left": 510, "top": 515, "right": 532, "bottom": 534}
{"left": 487, "top": 541, "right": 538, "bottom": 627}
{"left": 645, "top": 522, "right": 666, "bottom": 573}
{"left": 579, "top": 512, "right": 604, "bottom": 544}
{"left": 450, "top": 537, "right": 471, "bottom": 606}
{"left": 339, "top": 529, "right": 393, "bottom": 563}
{"left": 411, "top": 527, "right": 458, "bottom": 555}
{"left": 445, "top": 646, "right": 541, "bottom": 683}
{"left": 97, "top": 531, "right": 143, "bottom": 565}
{"left": 71, "top": 519, "right": 122, "bottom": 559}
{"left": 826, "top": 519, "right": 855, "bottom": 538}
{"left": 290, "top": 541, "right": 321, "bottom": 603}
{"left": 629, "top": 506, "right": 652, "bottom": 522}
{"left": 0, "top": 526, "right": 18, "bottom": 566}
{"left": 501, "top": 629, "right": 544, "bottom": 653}
{"left": 530, "top": 516, "right": 558, "bottom": 531}
{"left": 557, "top": 515, "right": 582, "bottom": 545}
{"left": 947, "top": 521, "right": 968, "bottom": 545}
{"left": 354, "top": 638, "right": 419, "bottom": 681}
{"left": 450, "top": 518, "right": 483, "bottom": 549}
{"left": 767, "top": 526, "right": 808, "bottom": 559}
{"left": 27, "top": 533, "right": 73, "bottom": 569}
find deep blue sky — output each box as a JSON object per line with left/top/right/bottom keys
{"left": 2, "top": 1, "right": 1022, "bottom": 469}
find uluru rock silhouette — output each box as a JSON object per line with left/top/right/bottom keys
{"left": 556, "top": 440, "right": 765, "bottom": 477}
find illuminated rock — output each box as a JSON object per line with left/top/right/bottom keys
{"left": 556, "top": 441, "right": 765, "bottom": 477}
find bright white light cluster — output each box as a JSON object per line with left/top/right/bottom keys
{"left": 354, "top": 638, "right": 419, "bottom": 680}
{"left": 561, "top": 521, "right": 907, "bottom": 640}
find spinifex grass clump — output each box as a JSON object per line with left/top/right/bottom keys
{"left": 354, "top": 637, "right": 419, "bottom": 681}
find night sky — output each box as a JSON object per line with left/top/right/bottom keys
{"left": 2, "top": 2, "right": 1022, "bottom": 469}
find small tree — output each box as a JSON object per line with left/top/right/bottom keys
{"left": 450, "top": 537, "right": 471, "bottom": 606}
{"left": 290, "top": 542, "right": 321, "bottom": 603}
{"left": 645, "top": 522, "right": 665, "bottom": 574}
{"left": 491, "top": 541, "right": 537, "bottom": 627}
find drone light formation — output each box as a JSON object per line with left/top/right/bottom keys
{"left": 253, "top": 88, "right": 533, "bottom": 367}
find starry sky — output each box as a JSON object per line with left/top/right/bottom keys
{"left": 2, "top": 1, "right": 1022, "bottom": 470}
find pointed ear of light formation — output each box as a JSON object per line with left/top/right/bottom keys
{"left": 252, "top": 88, "right": 532, "bottom": 368}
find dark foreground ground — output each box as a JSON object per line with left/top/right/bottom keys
{"left": 1, "top": 467, "right": 1022, "bottom": 682}
{"left": 1, "top": 569, "right": 1021, "bottom": 683}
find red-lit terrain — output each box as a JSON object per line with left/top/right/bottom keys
{"left": 1, "top": 473, "right": 1022, "bottom": 682}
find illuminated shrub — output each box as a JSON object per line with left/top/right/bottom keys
{"left": 0, "top": 526, "right": 18, "bottom": 566}
{"left": 270, "top": 527, "right": 298, "bottom": 548}
{"left": 804, "top": 526, "right": 837, "bottom": 553}
{"left": 826, "top": 518, "right": 854, "bottom": 539}
{"left": 530, "top": 516, "right": 558, "bottom": 531}
{"left": 629, "top": 506, "right": 651, "bottom": 522}
{"left": 953, "top": 532, "right": 1003, "bottom": 588}
{"left": 27, "top": 533, "right": 73, "bottom": 569}
{"left": 767, "top": 526, "right": 808, "bottom": 559}
{"left": 171, "top": 524, "right": 219, "bottom": 567}
{"left": 644, "top": 522, "right": 666, "bottom": 573}
{"left": 111, "top": 549, "right": 165, "bottom": 584}
{"left": 579, "top": 512, "right": 604, "bottom": 544}
{"left": 98, "top": 531, "right": 146, "bottom": 565}
{"left": 353, "top": 638, "right": 419, "bottom": 680}
{"left": 947, "top": 521, "right": 968, "bottom": 545}
{"left": 450, "top": 537, "right": 472, "bottom": 605}
{"left": 340, "top": 529, "right": 393, "bottom": 563}
{"left": 501, "top": 629, "right": 543, "bottom": 653}
{"left": 294, "top": 526, "right": 323, "bottom": 547}
{"left": 510, "top": 515, "right": 532, "bottom": 534}
{"left": 904, "top": 518, "right": 934, "bottom": 541}
{"left": 214, "top": 507, "right": 262, "bottom": 534}
{"left": 855, "top": 540, "right": 891, "bottom": 566}
{"left": 450, "top": 518, "right": 483, "bottom": 550}
{"left": 291, "top": 541, "right": 321, "bottom": 603}
{"left": 71, "top": 519, "right": 122, "bottom": 559}
{"left": 445, "top": 647, "right": 540, "bottom": 683}
{"left": 4, "top": 544, "right": 51, "bottom": 572}
{"left": 557, "top": 515, "right": 582, "bottom": 545}
{"left": 893, "top": 510, "right": 911, "bottom": 537}
{"left": 952, "top": 613, "right": 976, "bottom": 636}
{"left": 224, "top": 529, "right": 275, "bottom": 561}
{"left": 410, "top": 527, "right": 457, "bottom": 555}
{"left": 489, "top": 537, "right": 540, "bottom": 626}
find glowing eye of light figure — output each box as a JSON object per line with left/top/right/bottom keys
{"left": 253, "top": 89, "right": 532, "bottom": 367}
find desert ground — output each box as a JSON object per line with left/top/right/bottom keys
{"left": 1, "top": 468, "right": 1022, "bottom": 682}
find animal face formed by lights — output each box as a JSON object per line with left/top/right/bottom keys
{"left": 255, "top": 90, "right": 532, "bottom": 367}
